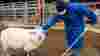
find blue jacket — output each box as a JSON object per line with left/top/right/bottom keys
{"left": 41, "top": 3, "right": 96, "bottom": 32}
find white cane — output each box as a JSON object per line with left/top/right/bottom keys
{"left": 61, "top": 27, "right": 88, "bottom": 56}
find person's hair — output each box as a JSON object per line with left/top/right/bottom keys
{"left": 56, "top": 0, "right": 66, "bottom": 12}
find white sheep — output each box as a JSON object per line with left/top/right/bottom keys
{"left": 0, "top": 28, "right": 46, "bottom": 56}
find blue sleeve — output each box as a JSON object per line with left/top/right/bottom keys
{"left": 83, "top": 6, "right": 97, "bottom": 25}
{"left": 41, "top": 15, "right": 64, "bottom": 32}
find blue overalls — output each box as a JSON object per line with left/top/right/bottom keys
{"left": 41, "top": 3, "right": 96, "bottom": 56}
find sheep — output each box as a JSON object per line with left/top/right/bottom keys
{"left": 0, "top": 28, "right": 46, "bottom": 56}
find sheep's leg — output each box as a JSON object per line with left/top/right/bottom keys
{"left": 1, "top": 31, "right": 9, "bottom": 56}
{"left": 1, "top": 40, "right": 9, "bottom": 56}
{"left": 1, "top": 30, "right": 11, "bottom": 56}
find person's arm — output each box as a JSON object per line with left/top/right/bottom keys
{"left": 83, "top": 6, "right": 97, "bottom": 25}
{"left": 40, "top": 0, "right": 66, "bottom": 32}
{"left": 41, "top": 15, "right": 64, "bottom": 32}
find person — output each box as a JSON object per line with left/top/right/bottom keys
{"left": 35, "top": 0, "right": 97, "bottom": 56}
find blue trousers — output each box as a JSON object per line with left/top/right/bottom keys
{"left": 64, "top": 24, "right": 84, "bottom": 56}
{"left": 64, "top": 24, "right": 84, "bottom": 48}
{"left": 65, "top": 33, "right": 83, "bottom": 56}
